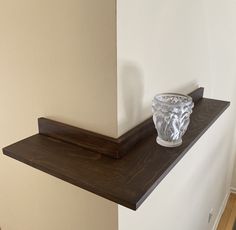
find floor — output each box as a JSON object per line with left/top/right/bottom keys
{"left": 217, "top": 193, "right": 236, "bottom": 230}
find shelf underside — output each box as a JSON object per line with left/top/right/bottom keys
{"left": 3, "top": 97, "right": 230, "bottom": 210}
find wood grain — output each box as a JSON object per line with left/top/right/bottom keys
{"left": 38, "top": 118, "right": 120, "bottom": 158}
{"left": 38, "top": 87, "right": 205, "bottom": 159}
{"left": 2, "top": 95, "right": 230, "bottom": 210}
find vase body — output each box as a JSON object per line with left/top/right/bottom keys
{"left": 152, "top": 93, "right": 194, "bottom": 147}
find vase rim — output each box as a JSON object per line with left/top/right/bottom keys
{"left": 153, "top": 93, "right": 193, "bottom": 107}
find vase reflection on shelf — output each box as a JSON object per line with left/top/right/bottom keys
{"left": 152, "top": 93, "right": 194, "bottom": 147}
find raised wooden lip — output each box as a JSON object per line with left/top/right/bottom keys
{"left": 39, "top": 87, "right": 205, "bottom": 159}
{"left": 3, "top": 87, "right": 230, "bottom": 211}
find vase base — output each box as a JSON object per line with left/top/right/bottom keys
{"left": 156, "top": 137, "right": 182, "bottom": 148}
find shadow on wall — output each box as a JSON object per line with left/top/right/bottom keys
{"left": 119, "top": 62, "right": 201, "bottom": 134}
{"left": 119, "top": 63, "right": 144, "bottom": 131}
{"left": 173, "top": 80, "right": 200, "bottom": 95}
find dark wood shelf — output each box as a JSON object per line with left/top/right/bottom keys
{"left": 2, "top": 88, "right": 230, "bottom": 210}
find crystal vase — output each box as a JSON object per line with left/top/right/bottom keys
{"left": 152, "top": 93, "right": 194, "bottom": 147}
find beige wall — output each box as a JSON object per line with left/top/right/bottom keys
{"left": 0, "top": 0, "right": 117, "bottom": 138}
{"left": 117, "top": 0, "right": 236, "bottom": 229}
{"left": 0, "top": 0, "right": 118, "bottom": 229}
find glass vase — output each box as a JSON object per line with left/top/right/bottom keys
{"left": 152, "top": 93, "right": 194, "bottom": 147}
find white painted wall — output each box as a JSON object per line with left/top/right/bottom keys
{"left": 117, "top": 0, "right": 236, "bottom": 135}
{"left": 0, "top": 1, "right": 118, "bottom": 229}
{"left": 117, "top": 0, "right": 236, "bottom": 229}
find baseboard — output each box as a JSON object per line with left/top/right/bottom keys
{"left": 230, "top": 187, "right": 236, "bottom": 194}
{"left": 212, "top": 191, "right": 230, "bottom": 230}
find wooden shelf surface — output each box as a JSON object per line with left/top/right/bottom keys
{"left": 2, "top": 94, "right": 230, "bottom": 210}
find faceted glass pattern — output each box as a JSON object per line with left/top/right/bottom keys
{"left": 152, "top": 93, "right": 194, "bottom": 147}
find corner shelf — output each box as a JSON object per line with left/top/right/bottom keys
{"left": 2, "top": 88, "right": 230, "bottom": 210}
